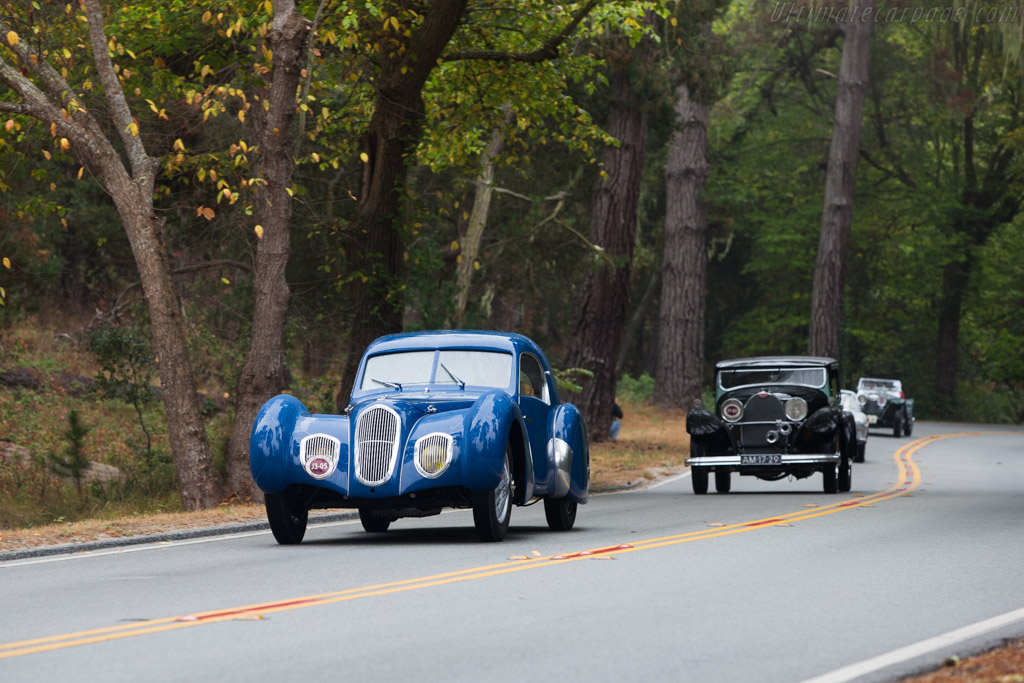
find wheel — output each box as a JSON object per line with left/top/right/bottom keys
{"left": 904, "top": 415, "right": 913, "bottom": 436}
{"left": 855, "top": 441, "right": 865, "bottom": 463}
{"left": 838, "top": 453, "right": 852, "bottom": 493}
{"left": 358, "top": 508, "right": 391, "bottom": 533}
{"left": 893, "top": 414, "right": 903, "bottom": 438}
{"left": 472, "top": 446, "right": 513, "bottom": 542}
{"left": 822, "top": 463, "right": 838, "bottom": 494}
{"left": 265, "top": 491, "right": 308, "bottom": 545}
{"left": 544, "top": 497, "right": 577, "bottom": 531}
{"left": 691, "top": 466, "right": 709, "bottom": 495}
{"left": 715, "top": 469, "right": 731, "bottom": 493}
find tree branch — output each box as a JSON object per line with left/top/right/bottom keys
{"left": 444, "top": 0, "right": 601, "bottom": 63}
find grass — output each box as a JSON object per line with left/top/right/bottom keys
{"left": 1, "top": 314, "right": 693, "bottom": 542}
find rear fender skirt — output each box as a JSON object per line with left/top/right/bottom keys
{"left": 550, "top": 403, "right": 589, "bottom": 504}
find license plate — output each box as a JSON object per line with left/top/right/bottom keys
{"left": 867, "top": 415, "right": 878, "bottom": 425}
{"left": 740, "top": 454, "right": 782, "bottom": 465}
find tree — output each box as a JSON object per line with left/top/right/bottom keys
{"left": 565, "top": 16, "right": 658, "bottom": 440}
{"left": 808, "top": 3, "right": 874, "bottom": 359}
{"left": 0, "top": 0, "right": 219, "bottom": 508}
{"left": 655, "top": 82, "right": 709, "bottom": 409}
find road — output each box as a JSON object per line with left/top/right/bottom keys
{"left": 2, "top": 421, "right": 1023, "bottom": 682}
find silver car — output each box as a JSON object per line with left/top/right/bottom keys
{"left": 840, "top": 389, "right": 869, "bottom": 462}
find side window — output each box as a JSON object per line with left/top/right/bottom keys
{"left": 519, "top": 354, "right": 549, "bottom": 404}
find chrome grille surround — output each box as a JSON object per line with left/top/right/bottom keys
{"left": 355, "top": 404, "right": 401, "bottom": 486}
{"left": 299, "top": 433, "right": 340, "bottom": 480}
{"left": 414, "top": 432, "right": 453, "bottom": 479}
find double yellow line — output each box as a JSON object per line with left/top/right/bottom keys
{"left": 0, "top": 434, "right": 959, "bottom": 660}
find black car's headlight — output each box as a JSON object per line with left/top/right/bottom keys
{"left": 720, "top": 398, "right": 744, "bottom": 422}
{"left": 784, "top": 397, "right": 808, "bottom": 421}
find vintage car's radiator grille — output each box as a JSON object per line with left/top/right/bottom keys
{"left": 741, "top": 394, "right": 786, "bottom": 447}
{"left": 355, "top": 405, "right": 400, "bottom": 486}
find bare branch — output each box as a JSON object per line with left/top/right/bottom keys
{"left": 445, "top": 0, "right": 601, "bottom": 63}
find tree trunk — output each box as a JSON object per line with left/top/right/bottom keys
{"left": 337, "top": 0, "right": 468, "bottom": 405}
{"left": 808, "top": 3, "right": 873, "bottom": 359}
{"left": 654, "top": 83, "right": 709, "bottom": 410}
{"left": 565, "top": 56, "right": 652, "bottom": 442}
{"left": 453, "top": 125, "right": 507, "bottom": 322}
{"left": 223, "top": 2, "right": 311, "bottom": 501}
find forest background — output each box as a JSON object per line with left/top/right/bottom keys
{"left": 0, "top": 0, "right": 1022, "bottom": 525}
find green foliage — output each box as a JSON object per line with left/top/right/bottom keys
{"left": 553, "top": 367, "right": 595, "bottom": 395}
{"left": 47, "top": 409, "right": 90, "bottom": 497}
{"left": 85, "top": 324, "right": 157, "bottom": 456}
{"left": 618, "top": 373, "right": 656, "bottom": 405}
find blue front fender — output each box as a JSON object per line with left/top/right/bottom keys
{"left": 462, "top": 391, "right": 524, "bottom": 494}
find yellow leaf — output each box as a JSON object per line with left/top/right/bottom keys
{"left": 202, "top": 10, "right": 212, "bottom": 23}
{"left": 4, "top": 119, "right": 13, "bottom": 131}
{"left": 50, "top": 122, "right": 57, "bottom": 137}
{"left": 60, "top": 138, "right": 69, "bottom": 151}
{"left": 311, "top": 152, "right": 320, "bottom": 162}
{"left": 254, "top": 225, "right": 264, "bottom": 239}
{"left": 390, "top": 16, "right": 399, "bottom": 30}
{"left": 78, "top": 167, "right": 84, "bottom": 180}
{"left": 238, "top": 110, "right": 245, "bottom": 123}
{"left": 286, "top": 187, "right": 294, "bottom": 197}
{"left": 173, "top": 138, "right": 185, "bottom": 152}
{"left": 222, "top": 188, "right": 232, "bottom": 199}
{"left": 221, "top": 277, "right": 230, "bottom": 285}
{"left": 42, "top": 150, "right": 51, "bottom": 160}
{"left": 62, "top": 47, "right": 71, "bottom": 59}
{"left": 450, "top": 240, "right": 459, "bottom": 251}
{"left": 126, "top": 121, "right": 139, "bottom": 136}
{"left": 473, "top": 260, "right": 480, "bottom": 271}
{"left": 359, "top": 152, "right": 369, "bottom": 163}
{"left": 6, "top": 31, "right": 18, "bottom": 47}
{"left": 2, "top": 257, "right": 10, "bottom": 269}
{"left": 670, "top": 16, "right": 678, "bottom": 26}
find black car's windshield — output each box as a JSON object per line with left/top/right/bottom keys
{"left": 361, "top": 349, "right": 513, "bottom": 391}
{"left": 719, "top": 367, "right": 827, "bottom": 390}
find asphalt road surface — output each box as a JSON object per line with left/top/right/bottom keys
{"left": 2, "top": 421, "right": 1022, "bottom": 682}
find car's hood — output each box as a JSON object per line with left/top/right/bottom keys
{"left": 352, "top": 392, "right": 487, "bottom": 416}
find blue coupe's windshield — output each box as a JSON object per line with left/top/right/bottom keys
{"left": 360, "top": 349, "right": 513, "bottom": 391}
{"left": 719, "top": 367, "right": 827, "bottom": 390}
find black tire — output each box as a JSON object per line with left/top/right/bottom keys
{"left": 265, "top": 491, "right": 308, "bottom": 545}
{"left": 472, "top": 446, "right": 513, "bottom": 542}
{"left": 691, "top": 466, "right": 709, "bottom": 495}
{"left": 838, "top": 453, "right": 852, "bottom": 493}
{"left": 715, "top": 469, "right": 731, "bottom": 493}
{"left": 893, "top": 414, "right": 903, "bottom": 438}
{"left": 904, "top": 416, "right": 914, "bottom": 436}
{"left": 855, "top": 441, "right": 866, "bottom": 463}
{"left": 822, "top": 463, "right": 838, "bottom": 494}
{"left": 358, "top": 508, "right": 391, "bottom": 533}
{"left": 544, "top": 497, "right": 577, "bottom": 531}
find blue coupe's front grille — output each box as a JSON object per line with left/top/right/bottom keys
{"left": 355, "top": 405, "right": 400, "bottom": 486}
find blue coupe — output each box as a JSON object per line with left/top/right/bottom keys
{"left": 250, "top": 330, "right": 590, "bottom": 543}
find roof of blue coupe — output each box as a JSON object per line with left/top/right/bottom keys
{"left": 364, "top": 329, "right": 542, "bottom": 357}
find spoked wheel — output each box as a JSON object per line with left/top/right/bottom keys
{"left": 358, "top": 508, "right": 391, "bottom": 533}
{"left": 544, "top": 497, "right": 577, "bottom": 531}
{"left": 691, "top": 466, "right": 709, "bottom": 495}
{"left": 265, "top": 491, "right": 309, "bottom": 545}
{"left": 714, "top": 469, "right": 731, "bottom": 493}
{"left": 473, "top": 446, "right": 513, "bottom": 542}
{"left": 822, "top": 462, "right": 839, "bottom": 494}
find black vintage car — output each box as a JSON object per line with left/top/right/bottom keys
{"left": 685, "top": 356, "right": 858, "bottom": 494}
{"left": 855, "top": 377, "right": 914, "bottom": 437}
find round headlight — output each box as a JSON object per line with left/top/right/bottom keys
{"left": 857, "top": 394, "right": 867, "bottom": 405}
{"left": 415, "top": 434, "right": 452, "bottom": 478}
{"left": 877, "top": 396, "right": 887, "bottom": 406}
{"left": 785, "top": 397, "right": 808, "bottom": 421}
{"left": 720, "top": 398, "right": 744, "bottom": 422}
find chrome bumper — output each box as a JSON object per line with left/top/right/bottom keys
{"left": 686, "top": 453, "right": 840, "bottom": 467}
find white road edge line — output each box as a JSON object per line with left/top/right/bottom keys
{"left": 800, "top": 606, "right": 1024, "bottom": 683}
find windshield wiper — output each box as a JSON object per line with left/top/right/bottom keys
{"left": 371, "top": 378, "right": 403, "bottom": 391}
{"left": 438, "top": 363, "right": 465, "bottom": 389}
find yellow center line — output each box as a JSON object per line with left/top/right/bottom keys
{"left": 0, "top": 432, "right": 982, "bottom": 659}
